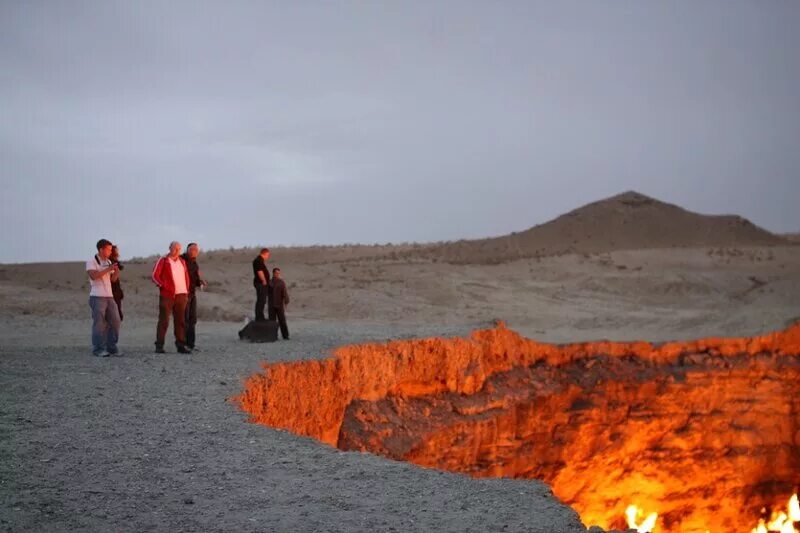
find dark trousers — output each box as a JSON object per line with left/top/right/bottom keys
{"left": 185, "top": 291, "right": 197, "bottom": 348}
{"left": 254, "top": 283, "right": 268, "bottom": 321}
{"left": 268, "top": 306, "right": 289, "bottom": 339}
{"left": 157, "top": 293, "right": 188, "bottom": 348}
{"left": 113, "top": 295, "right": 124, "bottom": 321}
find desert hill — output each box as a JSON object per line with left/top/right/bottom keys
{"left": 412, "top": 191, "right": 787, "bottom": 264}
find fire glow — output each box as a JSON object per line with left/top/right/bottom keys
{"left": 750, "top": 494, "right": 799, "bottom": 533}
{"left": 237, "top": 322, "right": 800, "bottom": 532}
{"left": 623, "top": 494, "right": 799, "bottom": 533}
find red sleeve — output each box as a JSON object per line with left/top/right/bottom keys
{"left": 151, "top": 258, "right": 164, "bottom": 287}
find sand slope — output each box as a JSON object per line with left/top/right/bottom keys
{"left": 420, "top": 191, "right": 787, "bottom": 264}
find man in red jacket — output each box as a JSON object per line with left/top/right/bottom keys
{"left": 151, "top": 241, "right": 192, "bottom": 354}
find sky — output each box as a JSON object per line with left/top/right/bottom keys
{"left": 1, "top": 1, "right": 799, "bottom": 263}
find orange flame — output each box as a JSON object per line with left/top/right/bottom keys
{"left": 626, "top": 504, "right": 658, "bottom": 532}
{"left": 750, "top": 494, "right": 799, "bottom": 533}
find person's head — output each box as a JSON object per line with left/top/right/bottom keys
{"left": 187, "top": 242, "right": 199, "bottom": 260}
{"left": 96, "top": 239, "right": 113, "bottom": 260}
{"left": 110, "top": 245, "right": 120, "bottom": 262}
{"left": 260, "top": 247, "right": 270, "bottom": 260}
{"left": 169, "top": 241, "right": 182, "bottom": 258}
{"left": 272, "top": 267, "right": 281, "bottom": 279}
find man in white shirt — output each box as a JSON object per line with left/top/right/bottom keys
{"left": 151, "top": 241, "right": 192, "bottom": 354}
{"left": 87, "top": 239, "right": 122, "bottom": 357}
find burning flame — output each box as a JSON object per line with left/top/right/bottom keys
{"left": 626, "top": 504, "right": 658, "bottom": 532}
{"left": 750, "top": 494, "right": 800, "bottom": 533}
{"left": 623, "top": 494, "right": 798, "bottom": 533}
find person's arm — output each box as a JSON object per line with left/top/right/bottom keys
{"left": 284, "top": 283, "right": 290, "bottom": 306}
{"left": 110, "top": 268, "right": 120, "bottom": 282}
{"left": 151, "top": 258, "right": 163, "bottom": 287}
{"left": 257, "top": 270, "right": 267, "bottom": 285}
{"left": 88, "top": 264, "right": 116, "bottom": 280}
{"left": 185, "top": 262, "right": 191, "bottom": 290}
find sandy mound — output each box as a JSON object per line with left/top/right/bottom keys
{"left": 417, "top": 191, "right": 787, "bottom": 264}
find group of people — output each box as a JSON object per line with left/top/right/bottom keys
{"left": 86, "top": 240, "right": 290, "bottom": 357}
{"left": 252, "top": 248, "right": 290, "bottom": 340}
{"left": 149, "top": 241, "right": 207, "bottom": 354}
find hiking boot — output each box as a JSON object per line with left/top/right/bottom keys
{"left": 93, "top": 350, "right": 110, "bottom": 357}
{"left": 177, "top": 345, "right": 192, "bottom": 354}
{"left": 154, "top": 345, "right": 166, "bottom": 354}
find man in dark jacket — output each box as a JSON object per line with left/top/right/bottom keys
{"left": 268, "top": 267, "right": 290, "bottom": 340}
{"left": 181, "top": 243, "right": 207, "bottom": 350}
{"left": 252, "top": 248, "right": 270, "bottom": 321}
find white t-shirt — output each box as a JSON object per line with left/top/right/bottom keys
{"left": 86, "top": 255, "right": 114, "bottom": 297}
{"left": 169, "top": 257, "right": 188, "bottom": 295}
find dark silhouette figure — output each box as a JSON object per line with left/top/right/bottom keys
{"left": 252, "top": 248, "right": 270, "bottom": 321}
{"left": 268, "top": 267, "right": 290, "bottom": 340}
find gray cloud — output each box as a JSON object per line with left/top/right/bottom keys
{"left": 1, "top": 1, "right": 799, "bottom": 262}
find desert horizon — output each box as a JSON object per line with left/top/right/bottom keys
{"left": 3, "top": 190, "right": 798, "bottom": 267}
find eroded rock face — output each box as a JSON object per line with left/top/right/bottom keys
{"left": 236, "top": 323, "right": 800, "bottom": 532}
{"left": 339, "top": 355, "right": 800, "bottom": 531}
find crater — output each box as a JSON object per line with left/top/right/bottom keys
{"left": 236, "top": 323, "right": 800, "bottom": 532}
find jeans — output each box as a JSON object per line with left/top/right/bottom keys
{"left": 185, "top": 291, "right": 197, "bottom": 348}
{"left": 156, "top": 294, "right": 188, "bottom": 348}
{"left": 89, "top": 296, "right": 121, "bottom": 354}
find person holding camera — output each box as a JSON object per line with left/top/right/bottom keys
{"left": 86, "top": 239, "right": 122, "bottom": 357}
{"left": 109, "top": 244, "right": 125, "bottom": 321}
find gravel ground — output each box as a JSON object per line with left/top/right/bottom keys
{"left": 0, "top": 316, "right": 588, "bottom": 533}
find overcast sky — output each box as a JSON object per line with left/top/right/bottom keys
{"left": 1, "top": 1, "right": 798, "bottom": 263}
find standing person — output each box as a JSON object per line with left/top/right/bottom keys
{"left": 86, "top": 239, "right": 122, "bottom": 357}
{"left": 109, "top": 245, "right": 125, "bottom": 321}
{"left": 151, "top": 241, "right": 192, "bottom": 354}
{"left": 181, "top": 242, "right": 207, "bottom": 351}
{"left": 268, "top": 267, "right": 290, "bottom": 340}
{"left": 252, "top": 248, "right": 270, "bottom": 321}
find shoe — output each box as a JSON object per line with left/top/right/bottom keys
{"left": 188, "top": 346, "right": 200, "bottom": 352}
{"left": 155, "top": 346, "right": 166, "bottom": 354}
{"left": 177, "top": 345, "right": 192, "bottom": 354}
{"left": 93, "top": 350, "right": 110, "bottom": 357}
{"left": 108, "top": 350, "right": 123, "bottom": 357}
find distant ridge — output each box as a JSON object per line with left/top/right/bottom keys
{"left": 421, "top": 191, "right": 787, "bottom": 264}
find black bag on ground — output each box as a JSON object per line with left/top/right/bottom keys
{"left": 239, "top": 320, "right": 279, "bottom": 343}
